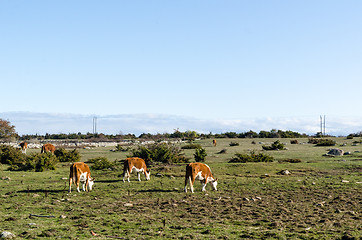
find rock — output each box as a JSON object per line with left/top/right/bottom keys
{"left": 0, "top": 231, "right": 15, "bottom": 239}
{"left": 343, "top": 151, "right": 351, "bottom": 155}
{"left": 327, "top": 149, "right": 344, "bottom": 156}
{"left": 1, "top": 177, "right": 11, "bottom": 181}
{"left": 243, "top": 197, "right": 250, "bottom": 202}
{"left": 60, "top": 215, "right": 67, "bottom": 219}
{"left": 279, "top": 170, "right": 291, "bottom": 175}
{"left": 341, "top": 180, "right": 349, "bottom": 183}
{"left": 124, "top": 203, "right": 133, "bottom": 207}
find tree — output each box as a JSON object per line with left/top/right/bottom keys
{"left": 0, "top": 118, "right": 17, "bottom": 139}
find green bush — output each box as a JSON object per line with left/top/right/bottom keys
{"left": 131, "top": 143, "right": 189, "bottom": 164}
{"left": 194, "top": 148, "right": 207, "bottom": 162}
{"left": 262, "top": 140, "right": 286, "bottom": 150}
{"left": 115, "top": 144, "right": 130, "bottom": 152}
{"left": 229, "top": 151, "right": 274, "bottom": 163}
{"left": 54, "top": 148, "right": 81, "bottom": 162}
{"left": 0, "top": 145, "right": 26, "bottom": 165}
{"left": 89, "top": 157, "right": 114, "bottom": 170}
{"left": 9, "top": 153, "right": 58, "bottom": 172}
{"left": 181, "top": 143, "right": 202, "bottom": 149}
{"left": 315, "top": 139, "right": 336, "bottom": 146}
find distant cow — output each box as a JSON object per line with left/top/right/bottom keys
{"left": 123, "top": 157, "right": 150, "bottom": 182}
{"left": 69, "top": 162, "right": 94, "bottom": 192}
{"left": 213, "top": 139, "right": 217, "bottom": 147}
{"left": 19, "top": 142, "right": 28, "bottom": 154}
{"left": 41, "top": 144, "right": 56, "bottom": 153}
{"left": 184, "top": 162, "right": 217, "bottom": 193}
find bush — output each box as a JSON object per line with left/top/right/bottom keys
{"left": 115, "top": 144, "right": 130, "bottom": 152}
{"left": 181, "top": 143, "right": 202, "bottom": 149}
{"left": 229, "top": 142, "right": 240, "bottom": 147}
{"left": 0, "top": 145, "right": 26, "bottom": 165}
{"left": 54, "top": 148, "right": 81, "bottom": 162}
{"left": 9, "top": 153, "right": 58, "bottom": 172}
{"left": 131, "top": 143, "right": 189, "bottom": 164}
{"left": 262, "top": 140, "right": 286, "bottom": 150}
{"left": 308, "top": 138, "right": 336, "bottom": 145}
{"left": 89, "top": 157, "right": 114, "bottom": 170}
{"left": 290, "top": 140, "right": 299, "bottom": 144}
{"left": 229, "top": 150, "right": 274, "bottom": 163}
{"left": 194, "top": 148, "right": 207, "bottom": 162}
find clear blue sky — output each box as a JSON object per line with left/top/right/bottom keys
{"left": 1, "top": 1, "right": 362, "bottom": 135}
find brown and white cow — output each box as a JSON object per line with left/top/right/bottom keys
{"left": 212, "top": 139, "right": 217, "bottom": 147}
{"left": 41, "top": 143, "right": 56, "bottom": 153}
{"left": 19, "top": 142, "right": 28, "bottom": 154}
{"left": 123, "top": 157, "right": 150, "bottom": 182}
{"left": 184, "top": 162, "right": 217, "bottom": 193}
{"left": 69, "top": 162, "right": 94, "bottom": 193}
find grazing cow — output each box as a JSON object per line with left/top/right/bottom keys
{"left": 19, "top": 142, "right": 28, "bottom": 154}
{"left": 123, "top": 157, "right": 150, "bottom": 182}
{"left": 41, "top": 143, "right": 56, "bottom": 153}
{"left": 213, "top": 139, "right": 217, "bottom": 147}
{"left": 184, "top": 162, "right": 217, "bottom": 193}
{"left": 69, "top": 162, "right": 94, "bottom": 192}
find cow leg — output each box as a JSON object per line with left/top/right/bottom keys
{"left": 190, "top": 176, "right": 196, "bottom": 193}
{"left": 138, "top": 172, "right": 141, "bottom": 181}
{"left": 76, "top": 179, "right": 81, "bottom": 192}
{"left": 201, "top": 180, "right": 207, "bottom": 192}
{"left": 69, "top": 178, "right": 73, "bottom": 193}
{"left": 184, "top": 176, "right": 189, "bottom": 192}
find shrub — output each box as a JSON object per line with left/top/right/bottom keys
{"left": 229, "top": 142, "right": 240, "bottom": 146}
{"left": 9, "top": 153, "right": 58, "bottom": 172}
{"left": 290, "top": 140, "right": 299, "bottom": 144}
{"left": 181, "top": 143, "right": 202, "bottom": 149}
{"left": 217, "top": 149, "right": 227, "bottom": 154}
{"left": 262, "top": 140, "right": 286, "bottom": 150}
{"left": 0, "top": 145, "right": 26, "bottom": 165}
{"left": 54, "top": 148, "right": 81, "bottom": 162}
{"left": 229, "top": 150, "right": 274, "bottom": 163}
{"left": 315, "top": 139, "right": 336, "bottom": 146}
{"left": 115, "top": 144, "right": 130, "bottom": 152}
{"left": 89, "top": 157, "right": 114, "bottom": 170}
{"left": 131, "top": 143, "right": 189, "bottom": 164}
{"left": 194, "top": 148, "right": 207, "bottom": 162}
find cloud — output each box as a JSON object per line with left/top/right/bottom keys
{"left": 0, "top": 112, "right": 361, "bottom": 136}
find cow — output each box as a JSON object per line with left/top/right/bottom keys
{"left": 69, "top": 162, "right": 94, "bottom": 193}
{"left": 123, "top": 157, "right": 150, "bottom": 182}
{"left": 184, "top": 162, "right": 218, "bottom": 193}
{"left": 19, "top": 142, "right": 28, "bottom": 154}
{"left": 41, "top": 143, "right": 56, "bottom": 153}
{"left": 213, "top": 139, "right": 217, "bottom": 147}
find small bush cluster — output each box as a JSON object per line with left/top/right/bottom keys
{"left": 0, "top": 145, "right": 58, "bottom": 171}
{"left": 115, "top": 144, "right": 130, "bottom": 152}
{"left": 131, "top": 143, "right": 189, "bottom": 164}
{"left": 194, "top": 148, "right": 207, "bottom": 162}
{"left": 89, "top": 157, "right": 114, "bottom": 170}
{"left": 262, "top": 140, "right": 286, "bottom": 150}
{"left": 229, "top": 151, "right": 274, "bottom": 163}
{"left": 181, "top": 143, "right": 202, "bottom": 149}
{"left": 290, "top": 140, "right": 299, "bottom": 144}
{"left": 54, "top": 148, "right": 81, "bottom": 162}
{"left": 229, "top": 142, "right": 240, "bottom": 147}
{"left": 309, "top": 138, "right": 336, "bottom": 146}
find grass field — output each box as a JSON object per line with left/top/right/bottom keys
{"left": 0, "top": 138, "right": 361, "bottom": 239}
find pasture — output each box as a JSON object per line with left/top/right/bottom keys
{"left": 0, "top": 138, "right": 361, "bottom": 239}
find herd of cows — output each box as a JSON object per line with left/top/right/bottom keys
{"left": 18, "top": 141, "right": 219, "bottom": 194}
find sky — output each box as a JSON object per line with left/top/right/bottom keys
{"left": 1, "top": 1, "right": 362, "bottom": 136}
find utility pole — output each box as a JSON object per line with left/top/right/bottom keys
{"left": 93, "top": 116, "right": 97, "bottom": 134}
{"left": 320, "top": 115, "right": 326, "bottom": 137}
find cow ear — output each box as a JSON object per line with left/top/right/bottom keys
{"left": 214, "top": 178, "right": 218, "bottom": 182}
{"left": 92, "top": 177, "right": 96, "bottom": 181}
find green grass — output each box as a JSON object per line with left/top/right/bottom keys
{"left": 0, "top": 138, "right": 361, "bottom": 239}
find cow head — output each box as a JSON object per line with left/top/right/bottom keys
{"left": 88, "top": 177, "right": 95, "bottom": 191}
{"left": 211, "top": 178, "right": 218, "bottom": 191}
{"left": 145, "top": 170, "right": 151, "bottom": 181}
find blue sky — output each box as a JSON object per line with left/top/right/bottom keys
{"left": 1, "top": 1, "right": 362, "bottom": 135}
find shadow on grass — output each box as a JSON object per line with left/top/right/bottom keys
{"left": 95, "top": 179, "right": 123, "bottom": 183}
{"left": 137, "top": 188, "right": 177, "bottom": 193}
{"left": 17, "top": 189, "right": 65, "bottom": 193}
